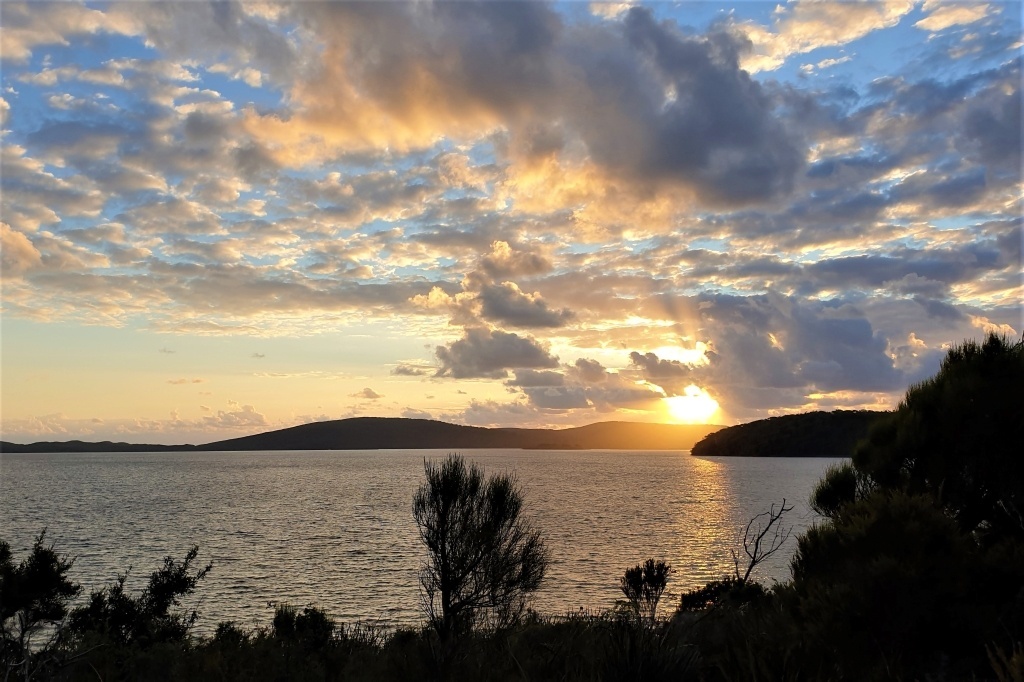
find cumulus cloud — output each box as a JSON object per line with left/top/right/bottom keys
{"left": 479, "top": 281, "right": 574, "bottom": 328}
{"left": 203, "top": 402, "right": 267, "bottom": 429}
{"left": 0, "top": 223, "right": 43, "bottom": 276}
{"left": 435, "top": 328, "right": 559, "bottom": 379}
{"left": 350, "top": 387, "right": 382, "bottom": 400}
{"left": 480, "top": 241, "right": 552, "bottom": 279}
{"left": 410, "top": 241, "right": 573, "bottom": 329}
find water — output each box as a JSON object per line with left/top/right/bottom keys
{"left": 1, "top": 449, "right": 841, "bottom": 632}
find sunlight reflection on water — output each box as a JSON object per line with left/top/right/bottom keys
{"left": 1, "top": 449, "right": 842, "bottom": 633}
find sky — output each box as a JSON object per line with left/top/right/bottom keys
{"left": 0, "top": 0, "right": 1021, "bottom": 445}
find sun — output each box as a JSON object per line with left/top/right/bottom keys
{"left": 664, "top": 385, "right": 720, "bottom": 424}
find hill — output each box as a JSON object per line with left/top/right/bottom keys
{"left": 0, "top": 418, "right": 723, "bottom": 453}
{"left": 690, "top": 409, "right": 886, "bottom": 458}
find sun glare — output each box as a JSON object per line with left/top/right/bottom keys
{"left": 664, "top": 385, "right": 720, "bottom": 424}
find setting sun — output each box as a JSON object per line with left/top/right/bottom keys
{"left": 664, "top": 385, "right": 720, "bottom": 424}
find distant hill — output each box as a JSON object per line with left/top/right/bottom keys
{"left": 0, "top": 440, "right": 195, "bottom": 453}
{"left": 0, "top": 418, "right": 723, "bottom": 453}
{"left": 690, "top": 410, "right": 887, "bottom": 458}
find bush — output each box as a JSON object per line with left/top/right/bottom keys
{"left": 0, "top": 531, "right": 81, "bottom": 679}
{"left": 413, "top": 454, "right": 548, "bottom": 640}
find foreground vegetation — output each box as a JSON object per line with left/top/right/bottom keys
{"left": 4, "top": 335, "right": 1022, "bottom": 681}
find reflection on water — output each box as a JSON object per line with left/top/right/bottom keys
{"left": 1, "top": 449, "right": 841, "bottom": 632}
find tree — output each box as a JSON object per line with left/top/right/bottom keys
{"left": 619, "top": 559, "right": 672, "bottom": 625}
{"left": 793, "top": 335, "right": 1024, "bottom": 679}
{"left": 412, "top": 454, "right": 548, "bottom": 639}
{"left": 1, "top": 531, "right": 81, "bottom": 680}
{"left": 812, "top": 334, "right": 1024, "bottom": 543}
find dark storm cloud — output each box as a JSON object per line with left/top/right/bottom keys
{"left": 435, "top": 327, "right": 558, "bottom": 379}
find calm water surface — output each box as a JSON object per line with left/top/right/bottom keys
{"left": 1, "top": 450, "right": 841, "bottom": 632}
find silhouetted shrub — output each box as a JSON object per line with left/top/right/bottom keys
{"left": 413, "top": 454, "right": 548, "bottom": 640}
{"left": 620, "top": 559, "right": 672, "bottom": 624}
{"left": 67, "top": 545, "right": 211, "bottom": 647}
{"left": 272, "top": 604, "right": 335, "bottom": 649}
{"left": 1, "top": 531, "right": 81, "bottom": 679}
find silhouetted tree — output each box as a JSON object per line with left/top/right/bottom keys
{"left": 620, "top": 559, "right": 672, "bottom": 625}
{"left": 793, "top": 335, "right": 1024, "bottom": 679}
{"left": 412, "top": 454, "right": 548, "bottom": 639}
{"left": 1, "top": 531, "right": 81, "bottom": 680}
{"left": 812, "top": 334, "right": 1024, "bottom": 543}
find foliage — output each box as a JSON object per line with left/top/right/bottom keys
{"left": 67, "top": 545, "right": 211, "bottom": 648}
{"left": 792, "top": 491, "right": 986, "bottom": 679}
{"left": 272, "top": 604, "right": 336, "bottom": 649}
{"left": 677, "top": 577, "right": 766, "bottom": 613}
{"left": 619, "top": 559, "right": 672, "bottom": 625}
{"left": 0, "top": 531, "right": 81, "bottom": 680}
{"left": 814, "top": 333, "right": 1024, "bottom": 541}
{"left": 412, "top": 454, "right": 548, "bottom": 640}
{"left": 792, "top": 334, "right": 1024, "bottom": 679}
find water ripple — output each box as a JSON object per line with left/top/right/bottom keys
{"left": 1, "top": 449, "right": 841, "bottom": 633}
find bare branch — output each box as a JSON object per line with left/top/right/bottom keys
{"left": 733, "top": 499, "right": 794, "bottom": 585}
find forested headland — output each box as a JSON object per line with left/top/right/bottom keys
{"left": 690, "top": 409, "right": 885, "bottom": 458}
{"left": 3, "top": 334, "right": 1022, "bottom": 681}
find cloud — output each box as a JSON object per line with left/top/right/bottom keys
{"left": 350, "top": 387, "right": 382, "bottom": 400}
{"left": 522, "top": 385, "right": 590, "bottom": 410}
{"left": 915, "top": 2, "right": 992, "bottom": 33}
{"left": 478, "top": 281, "right": 574, "bottom": 328}
{"left": 0, "top": 2, "right": 144, "bottom": 63}
{"left": 0, "top": 223, "right": 43, "bottom": 276}
{"left": 435, "top": 328, "right": 559, "bottom": 379}
{"left": 401, "top": 407, "right": 432, "bottom": 420}
{"left": 158, "top": 347, "right": 176, "bottom": 354}
{"left": 410, "top": 241, "right": 573, "bottom": 329}
{"left": 203, "top": 402, "right": 268, "bottom": 430}
{"left": 480, "top": 241, "right": 552, "bottom": 279}
{"left": 392, "top": 363, "right": 431, "bottom": 377}
{"left": 241, "top": 3, "right": 805, "bottom": 207}
{"left": 736, "top": 1, "right": 915, "bottom": 72}
{"left": 167, "top": 378, "right": 205, "bottom": 385}
{"left": 506, "top": 369, "right": 565, "bottom": 388}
